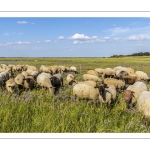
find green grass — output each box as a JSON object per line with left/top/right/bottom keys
{"left": 0, "top": 56, "right": 150, "bottom": 132}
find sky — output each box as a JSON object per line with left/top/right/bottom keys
{"left": 0, "top": 17, "right": 150, "bottom": 57}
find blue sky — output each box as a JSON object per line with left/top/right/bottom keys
{"left": 0, "top": 17, "right": 150, "bottom": 57}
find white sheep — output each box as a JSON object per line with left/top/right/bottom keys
{"left": 135, "top": 71, "right": 149, "bottom": 81}
{"left": 87, "top": 70, "right": 99, "bottom": 76}
{"left": 102, "top": 68, "right": 116, "bottom": 78}
{"left": 6, "top": 78, "right": 17, "bottom": 93}
{"left": 40, "top": 65, "right": 51, "bottom": 73}
{"left": 94, "top": 68, "right": 104, "bottom": 74}
{"left": 66, "top": 74, "right": 75, "bottom": 84}
{"left": 123, "top": 81, "right": 148, "bottom": 109}
{"left": 70, "top": 66, "right": 78, "bottom": 73}
{"left": 82, "top": 74, "right": 102, "bottom": 83}
{"left": 36, "top": 73, "right": 55, "bottom": 95}
{"left": 136, "top": 91, "right": 150, "bottom": 120}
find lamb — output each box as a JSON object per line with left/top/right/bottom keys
{"left": 104, "top": 78, "right": 125, "bottom": 91}
{"left": 102, "top": 68, "right": 116, "bottom": 78}
{"left": 6, "top": 78, "right": 17, "bottom": 93}
{"left": 36, "top": 73, "right": 55, "bottom": 95}
{"left": 123, "top": 81, "right": 148, "bottom": 109}
{"left": 82, "top": 74, "right": 102, "bottom": 83}
{"left": 87, "top": 70, "right": 99, "bottom": 76}
{"left": 136, "top": 91, "right": 150, "bottom": 120}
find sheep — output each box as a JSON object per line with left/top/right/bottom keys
{"left": 115, "top": 70, "right": 129, "bottom": 79}
{"left": 98, "top": 84, "right": 117, "bottom": 105}
{"left": 49, "top": 66, "right": 60, "bottom": 75}
{"left": 14, "top": 73, "right": 25, "bottom": 89}
{"left": 53, "top": 73, "right": 63, "bottom": 86}
{"left": 40, "top": 72, "right": 52, "bottom": 79}
{"left": 66, "top": 74, "right": 75, "bottom": 85}
{"left": 24, "top": 76, "right": 36, "bottom": 90}
{"left": 6, "top": 78, "right": 17, "bottom": 93}
{"left": 104, "top": 78, "right": 125, "bottom": 92}
{"left": 82, "top": 74, "right": 102, "bottom": 83}
{"left": 102, "top": 68, "right": 116, "bottom": 78}
{"left": 22, "top": 71, "right": 28, "bottom": 78}
{"left": 36, "top": 73, "right": 55, "bottom": 95}
{"left": 70, "top": 66, "right": 78, "bottom": 74}
{"left": 30, "top": 71, "right": 39, "bottom": 80}
{"left": 27, "top": 65, "right": 38, "bottom": 71}
{"left": 72, "top": 83, "right": 114, "bottom": 105}
{"left": 122, "top": 75, "right": 137, "bottom": 84}
{"left": 69, "top": 80, "right": 97, "bottom": 87}
{"left": 94, "top": 68, "right": 104, "bottom": 74}
{"left": 87, "top": 70, "right": 99, "bottom": 76}
{"left": 135, "top": 71, "right": 149, "bottom": 81}
{"left": 136, "top": 91, "right": 150, "bottom": 120}
{"left": 123, "top": 81, "right": 148, "bottom": 109}
{"left": 40, "top": 65, "right": 51, "bottom": 73}
{"left": 113, "top": 66, "right": 134, "bottom": 75}
{"left": 50, "top": 73, "right": 63, "bottom": 93}
{"left": 73, "top": 84, "right": 101, "bottom": 101}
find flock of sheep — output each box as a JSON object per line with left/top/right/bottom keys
{"left": 0, "top": 63, "right": 150, "bottom": 121}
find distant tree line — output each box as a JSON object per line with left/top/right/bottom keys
{"left": 110, "top": 52, "right": 150, "bottom": 58}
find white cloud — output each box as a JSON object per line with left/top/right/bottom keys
{"left": 17, "top": 21, "right": 28, "bottom": 24}
{"left": 15, "top": 41, "right": 31, "bottom": 44}
{"left": 69, "top": 33, "right": 90, "bottom": 40}
{"left": 69, "top": 33, "right": 107, "bottom": 44}
{"left": 128, "top": 35, "right": 150, "bottom": 41}
{"left": 58, "top": 36, "right": 65, "bottom": 40}
{"left": 31, "top": 22, "right": 35, "bottom": 24}
{"left": 44, "top": 40, "right": 51, "bottom": 43}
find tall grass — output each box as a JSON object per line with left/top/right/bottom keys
{"left": 0, "top": 57, "right": 150, "bottom": 132}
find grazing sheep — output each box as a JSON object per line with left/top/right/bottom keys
{"left": 94, "top": 68, "right": 104, "bottom": 74}
{"left": 87, "top": 70, "right": 99, "bottom": 76}
{"left": 27, "top": 65, "right": 38, "bottom": 71}
{"left": 115, "top": 70, "right": 129, "bottom": 79}
{"left": 73, "top": 83, "right": 114, "bottom": 105}
{"left": 66, "top": 74, "right": 75, "bottom": 84}
{"left": 22, "top": 71, "right": 28, "bottom": 78}
{"left": 36, "top": 73, "right": 55, "bottom": 95}
{"left": 136, "top": 91, "right": 150, "bottom": 120}
{"left": 73, "top": 84, "right": 101, "bottom": 101}
{"left": 49, "top": 66, "right": 60, "bottom": 75}
{"left": 40, "top": 72, "right": 52, "bottom": 79}
{"left": 98, "top": 84, "right": 117, "bottom": 105}
{"left": 102, "top": 68, "right": 116, "bottom": 78}
{"left": 82, "top": 74, "right": 102, "bottom": 83}
{"left": 14, "top": 73, "right": 25, "bottom": 89}
{"left": 6, "top": 78, "right": 17, "bottom": 93}
{"left": 53, "top": 73, "right": 63, "bottom": 86}
{"left": 122, "top": 75, "right": 137, "bottom": 84}
{"left": 123, "top": 81, "right": 148, "bottom": 109}
{"left": 24, "top": 76, "right": 36, "bottom": 90}
{"left": 135, "top": 71, "right": 149, "bottom": 81}
{"left": 70, "top": 66, "right": 78, "bottom": 74}
{"left": 40, "top": 65, "right": 51, "bottom": 73}
{"left": 30, "top": 71, "right": 39, "bottom": 80}
{"left": 70, "top": 80, "right": 97, "bottom": 87}
{"left": 104, "top": 78, "right": 125, "bottom": 91}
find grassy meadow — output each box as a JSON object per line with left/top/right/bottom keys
{"left": 0, "top": 56, "right": 150, "bottom": 133}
